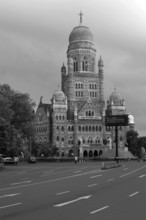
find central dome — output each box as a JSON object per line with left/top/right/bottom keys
{"left": 52, "top": 89, "right": 66, "bottom": 102}
{"left": 69, "top": 25, "right": 94, "bottom": 43}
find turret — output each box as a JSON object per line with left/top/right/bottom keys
{"left": 98, "top": 56, "right": 104, "bottom": 78}
{"left": 98, "top": 56, "right": 104, "bottom": 102}
{"left": 61, "top": 63, "right": 66, "bottom": 76}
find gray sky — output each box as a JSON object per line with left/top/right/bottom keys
{"left": 0, "top": 0, "right": 146, "bottom": 136}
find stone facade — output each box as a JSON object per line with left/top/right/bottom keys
{"left": 34, "top": 16, "right": 133, "bottom": 158}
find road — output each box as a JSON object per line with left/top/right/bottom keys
{"left": 0, "top": 161, "right": 146, "bottom": 220}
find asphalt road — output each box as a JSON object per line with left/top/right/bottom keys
{"left": 0, "top": 161, "right": 146, "bottom": 220}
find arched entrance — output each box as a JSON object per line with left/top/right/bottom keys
{"left": 83, "top": 150, "right": 88, "bottom": 158}
{"left": 99, "top": 150, "right": 103, "bottom": 156}
{"left": 89, "top": 150, "right": 93, "bottom": 158}
{"left": 94, "top": 150, "right": 98, "bottom": 158}
{"left": 68, "top": 149, "right": 74, "bottom": 157}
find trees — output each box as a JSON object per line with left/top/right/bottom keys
{"left": 0, "top": 84, "right": 36, "bottom": 157}
{"left": 126, "top": 130, "right": 140, "bottom": 157}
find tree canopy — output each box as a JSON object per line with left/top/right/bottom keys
{"left": 0, "top": 84, "right": 36, "bottom": 156}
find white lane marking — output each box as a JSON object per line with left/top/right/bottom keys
{"left": 74, "top": 171, "right": 81, "bottom": 173}
{"left": 54, "top": 195, "right": 92, "bottom": 207}
{"left": 56, "top": 191, "right": 70, "bottom": 195}
{"left": 120, "top": 166, "right": 146, "bottom": 178}
{"left": 0, "top": 171, "right": 102, "bottom": 191}
{"left": 88, "top": 183, "right": 97, "bottom": 187}
{"left": 107, "top": 178, "right": 114, "bottom": 182}
{"left": 10, "top": 180, "right": 32, "bottom": 185}
{"left": 90, "top": 175, "right": 102, "bottom": 179}
{"left": 0, "top": 203, "right": 22, "bottom": 209}
{"left": 138, "top": 174, "right": 146, "bottom": 178}
{"left": 0, "top": 193, "right": 21, "bottom": 199}
{"left": 129, "top": 191, "right": 139, "bottom": 197}
{"left": 90, "top": 206, "right": 109, "bottom": 214}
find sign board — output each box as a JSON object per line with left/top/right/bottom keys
{"left": 105, "top": 114, "right": 129, "bottom": 126}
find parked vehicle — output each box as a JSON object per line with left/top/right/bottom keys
{"left": 28, "top": 156, "right": 36, "bottom": 163}
{"left": 3, "top": 157, "right": 18, "bottom": 165}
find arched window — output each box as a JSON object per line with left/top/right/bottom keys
{"left": 56, "top": 126, "right": 59, "bottom": 130}
{"left": 95, "top": 84, "right": 97, "bottom": 89}
{"left": 71, "top": 125, "right": 74, "bottom": 131}
{"left": 82, "top": 57, "right": 88, "bottom": 71}
{"left": 86, "top": 126, "right": 88, "bottom": 132}
{"left": 59, "top": 115, "right": 61, "bottom": 120}
{"left": 99, "top": 126, "right": 102, "bottom": 131}
{"left": 74, "top": 57, "right": 78, "bottom": 72}
{"left": 92, "top": 126, "right": 95, "bottom": 131}
{"left": 96, "top": 126, "right": 98, "bottom": 131}
{"left": 92, "top": 111, "right": 94, "bottom": 116}
{"left": 78, "top": 126, "right": 81, "bottom": 131}
{"left": 56, "top": 115, "right": 58, "bottom": 120}
{"left": 91, "top": 58, "right": 94, "bottom": 72}
{"left": 62, "top": 115, "right": 65, "bottom": 120}
{"left": 89, "top": 126, "right": 91, "bottom": 131}
{"left": 61, "top": 137, "right": 64, "bottom": 142}
{"left": 68, "top": 126, "right": 71, "bottom": 132}
{"left": 82, "top": 126, "right": 84, "bottom": 132}
{"left": 56, "top": 136, "right": 59, "bottom": 141}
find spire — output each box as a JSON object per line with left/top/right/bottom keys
{"left": 79, "top": 11, "right": 83, "bottom": 25}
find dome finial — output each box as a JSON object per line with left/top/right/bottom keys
{"left": 79, "top": 11, "right": 83, "bottom": 25}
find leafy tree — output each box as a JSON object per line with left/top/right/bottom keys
{"left": 0, "top": 84, "right": 36, "bottom": 156}
{"left": 126, "top": 130, "right": 139, "bottom": 157}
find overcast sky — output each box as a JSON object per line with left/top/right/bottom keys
{"left": 0, "top": 0, "right": 146, "bottom": 136}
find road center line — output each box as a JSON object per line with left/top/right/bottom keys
{"left": 56, "top": 191, "right": 70, "bottom": 195}
{"left": 129, "top": 191, "right": 139, "bottom": 197}
{"left": 120, "top": 166, "right": 146, "bottom": 178}
{"left": 90, "top": 206, "right": 109, "bottom": 214}
{"left": 0, "top": 203, "right": 22, "bottom": 209}
{"left": 90, "top": 175, "right": 102, "bottom": 179}
{"left": 10, "top": 180, "right": 32, "bottom": 185}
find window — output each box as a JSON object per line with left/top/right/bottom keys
{"left": 56, "top": 136, "right": 59, "bottom": 141}
{"left": 74, "top": 57, "right": 78, "bottom": 72}
{"left": 61, "top": 126, "right": 64, "bottom": 131}
{"left": 82, "top": 57, "right": 88, "bottom": 71}
{"left": 99, "top": 126, "right": 102, "bottom": 131}
{"left": 78, "top": 126, "right": 81, "bottom": 131}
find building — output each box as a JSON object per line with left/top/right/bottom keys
{"left": 34, "top": 13, "right": 134, "bottom": 158}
